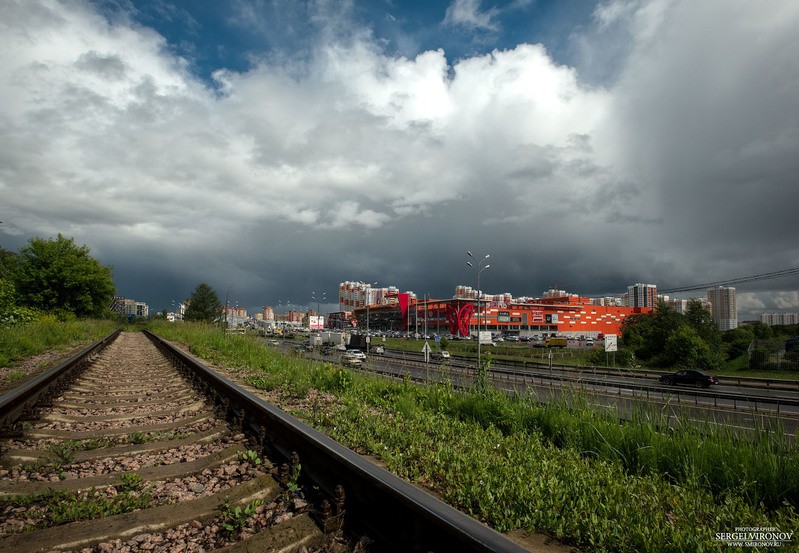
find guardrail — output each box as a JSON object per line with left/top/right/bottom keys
{"left": 488, "top": 367, "right": 799, "bottom": 417}
{"left": 379, "top": 349, "right": 799, "bottom": 418}
{"left": 383, "top": 347, "right": 799, "bottom": 391}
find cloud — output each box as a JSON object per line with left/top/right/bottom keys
{"left": 773, "top": 292, "right": 799, "bottom": 311}
{"left": 442, "top": 0, "right": 499, "bottom": 32}
{"left": 1, "top": 0, "right": 797, "bottom": 317}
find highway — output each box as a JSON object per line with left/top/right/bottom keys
{"left": 370, "top": 347, "right": 799, "bottom": 436}
{"left": 279, "top": 339, "right": 799, "bottom": 436}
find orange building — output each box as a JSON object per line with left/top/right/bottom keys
{"left": 352, "top": 292, "right": 651, "bottom": 338}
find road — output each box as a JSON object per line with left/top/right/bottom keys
{"left": 279, "top": 340, "right": 799, "bottom": 436}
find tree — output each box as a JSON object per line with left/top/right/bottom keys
{"left": 661, "top": 326, "right": 723, "bottom": 371}
{"left": 684, "top": 299, "right": 720, "bottom": 348}
{"left": 184, "top": 283, "right": 221, "bottom": 323}
{"left": 722, "top": 325, "right": 755, "bottom": 360}
{"left": 0, "top": 278, "right": 16, "bottom": 314}
{"left": 12, "top": 234, "right": 115, "bottom": 318}
{"left": 0, "top": 246, "right": 15, "bottom": 279}
{"left": 749, "top": 321, "right": 774, "bottom": 340}
{"left": 621, "top": 299, "right": 724, "bottom": 369}
{"left": 621, "top": 300, "right": 682, "bottom": 363}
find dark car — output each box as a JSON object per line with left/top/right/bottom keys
{"left": 659, "top": 370, "right": 718, "bottom": 388}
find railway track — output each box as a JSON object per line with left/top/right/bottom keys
{"left": 0, "top": 331, "right": 529, "bottom": 553}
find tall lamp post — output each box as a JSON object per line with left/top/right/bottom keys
{"left": 278, "top": 299, "right": 292, "bottom": 333}
{"left": 365, "top": 281, "right": 377, "bottom": 353}
{"left": 311, "top": 291, "right": 326, "bottom": 330}
{"left": 467, "top": 251, "right": 490, "bottom": 370}
{"left": 224, "top": 286, "right": 234, "bottom": 331}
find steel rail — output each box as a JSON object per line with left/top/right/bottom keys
{"left": 0, "top": 329, "right": 121, "bottom": 433}
{"left": 144, "top": 331, "right": 529, "bottom": 553}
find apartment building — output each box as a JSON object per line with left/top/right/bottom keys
{"left": 707, "top": 286, "right": 738, "bottom": 330}
{"left": 760, "top": 313, "right": 799, "bottom": 326}
{"left": 627, "top": 283, "right": 657, "bottom": 308}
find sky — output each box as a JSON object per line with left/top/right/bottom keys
{"left": 1, "top": 0, "right": 798, "bottom": 320}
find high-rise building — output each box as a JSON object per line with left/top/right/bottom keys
{"left": 668, "top": 297, "right": 713, "bottom": 315}
{"left": 707, "top": 286, "right": 738, "bottom": 331}
{"left": 338, "top": 281, "right": 411, "bottom": 311}
{"left": 760, "top": 313, "right": 799, "bottom": 326}
{"left": 627, "top": 284, "right": 657, "bottom": 308}
{"left": 110, "top": 296, "right": 149, "bottom": 318}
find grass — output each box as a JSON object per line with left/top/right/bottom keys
{"left": 147, "top": 321, "right": 799, "bottom": 552}
{"left": 4, "top": 368, "right": 25, "bottom": 383}
{"left": 1, "top": 486, "right": 152, "bottom": 531}
{"left": 0, "top": 316, "right": 118, "bottom": 367}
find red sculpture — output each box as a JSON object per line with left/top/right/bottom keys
{"left": 446, "top": 303, "right": 474, "bottom": 337}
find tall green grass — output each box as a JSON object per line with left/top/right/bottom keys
{"left": 147, "top": 322, "right": 799, "bottom": 551}
{"left": 444, "top": 389, "right": 799, "bottom": 511}
{"left": 0, "top": 316, "right": 118, "bottom": 367}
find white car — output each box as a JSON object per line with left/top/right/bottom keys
{"left": 345, "top": 349, "right": 366, "bottom": 360}
{"left": 433, "top": 350, "right": 451, "bottom": 359}
{"left": 341, "top": 352, "right": 364, "bottom": 367}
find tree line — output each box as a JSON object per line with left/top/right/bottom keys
{"left": 1, "top": 234, "right": 115, "bottom": 324}
{"left": 1, "top": 234, "right": 225, "bottom": 326}
{"left": 610, "top": 299, "right": 798, "bottom": 371}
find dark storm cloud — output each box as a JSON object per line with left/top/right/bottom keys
{"left": 1, "top": 0, "right": 797, "bottom": 321}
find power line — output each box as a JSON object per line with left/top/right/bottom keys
{"left": 660, "top": 267, "right": 799, "bottom": 294}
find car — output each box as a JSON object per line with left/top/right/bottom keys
{"left": 585, "top": 339, "right": 594, "bottom": 347}
{"left": 659, "top": 370, "right": 718, "bottom": 388}
{"left": 321, "top": 346, "right": 334, "bottom": 355}
{"left": 341, "top": 353, "right": 363, "bottom": 367}
{"left": 432, "top": 350, "right": 451, "bottom": 359}
{"left": 345, "top": 349, "right": 366, "bottom": 360}
{"left": 371, "top": 345, "right": 385, "bottom": 355}
{"left": 267, "top": 339, "right": 280, "bottom": 346}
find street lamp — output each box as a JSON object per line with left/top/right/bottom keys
{"left": 467, "top": 251, "right": 490, "bottom": 371}
{"left": 278, "top": 299, "right": 292, "bottom": 333}
{"left": 364, "top": 282, "right": 377, "bottom": 353}
{"left": 311, "top": 291, "right": 326, "bottom": 330}
{"left": 224, "top": 286, "right": 234, "bottom": 330}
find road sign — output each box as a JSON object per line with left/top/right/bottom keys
{"left": 422, "top": 342, "right": 431, "bottom": 353}
{"left": 604, "top": 334, "right": 618, "bottom": 352}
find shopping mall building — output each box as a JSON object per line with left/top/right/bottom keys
{"left": 333, "top": 282, "right": 652, "bottom": 338}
